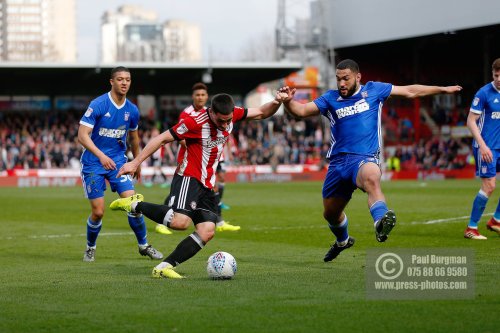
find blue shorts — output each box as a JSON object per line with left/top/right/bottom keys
{"left": 322, "top": 154, "right": 379, "bottom": 200}
{"left": 473, "top": 147, "right": 500, "bottom": 178}
{"left": 81, "top": 165, "right": 135, "bottom": 200}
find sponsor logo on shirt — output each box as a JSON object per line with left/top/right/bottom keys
{"left": 206, "top": 136, "right": 227, "bottom": 148}
{"left": 105, "top": 112, "right": 111, "bottom": 117}
{"left": 494, "top": 98, "right": 499, "bottom": 103}
{"left": 336, "top": 99, "right": 370, "bottom": 119}
{"left": 85, "top": 107, "right": 93, "bottom": 117}
{"left": 98, "top": 127, "right": 126, "bottom": 138}
{"left": 492, "top": 112, "right": 500, "bottom": 119}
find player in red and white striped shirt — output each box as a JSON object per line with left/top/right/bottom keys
{"left": 155, "top": 83, "right": 240, "bottom": 233}
{"left": 110, "top": 91, "right": 288, "bottom": 279}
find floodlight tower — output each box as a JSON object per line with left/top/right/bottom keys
{"left": 275, "top": 0, "right": 296, "bottom": 61}
{"left": 275, "top": 0, "right": 336, "bottom": 89}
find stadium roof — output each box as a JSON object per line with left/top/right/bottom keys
{"left": 0, "top": 61, "right": 302, "bottom": 97}
{"left": 324, "top": 0, "right": 500, "bottom": 49}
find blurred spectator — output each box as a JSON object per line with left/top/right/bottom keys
{"left": 386, "top": 154, "right": 401, "bottom": 171}
{"left": 399, "top": 117, "right": 414, "bottom": 140}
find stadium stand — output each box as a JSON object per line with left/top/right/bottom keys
{"left": 1, "top": 104, "right": 472, "bottom": 174}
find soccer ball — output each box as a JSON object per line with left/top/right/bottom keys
{"left": 207, "top": 251, "right": 237, "bottom": 279}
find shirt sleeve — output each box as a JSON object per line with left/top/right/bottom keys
{"left": 232, "top": 106, "right": 248, "bottom": 122}
{"left": 376, "top": 82, "right": 393, "bottom": 102}
{"left": 470, "top": 90, "right": 485, "bottom": 114}
{"left": 79, "top": 100, "right": 100, "bottom": 128}
{"left": 170, "top": 117, "right": 198, "bottom": 140}
{"left": 313, "top": 92, "right": 331, "bottom": 116}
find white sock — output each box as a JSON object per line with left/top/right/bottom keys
{"left": 131, "top": 202, "right": 138, "bottom": 213}
{"left": 216, "top": 221, "right": 225, "bottom": 226}
{"left": 156, "top": 262, "right": 173, "bottom": 270}
{"left": 138, "top": 243, "right": 149, "bottom": 250}
{"left": 337, "top": 238, "right": 348, "bottom": 247}
{"left": 163, "top": 209, "right": 174, "bottom": 225}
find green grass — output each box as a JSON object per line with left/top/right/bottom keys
{"left": 1, "top": 180, "right": 499, "bottom": 333}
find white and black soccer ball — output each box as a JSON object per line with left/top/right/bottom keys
{"left": 207, "top": 251, "right": 237, "bottom": 279}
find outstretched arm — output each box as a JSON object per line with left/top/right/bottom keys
{"left": 246, "top": 90, "right": 289, "bottom": 120}
{"left": 279, "top": 86, "right": 320, "bottom": 118}
{"left": 118, "top": 130, "right": 175, "bottom": 177}
{"left": 390, "top": 84, "right": 462, "bottom": 98}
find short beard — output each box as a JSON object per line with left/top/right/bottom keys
{"left": 344, "top": 82, "right": 359, "bottom": 97}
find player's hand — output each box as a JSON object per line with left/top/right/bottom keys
{"left": 117, "top": 162, "right": 137, "bottom": 177}
{"left": 277, "top": 86, "right": 296, "bottom": 103}
{"left": 99, "top": 155, "right": 116, "bottom": 170}
{"left": 133, "top": 164, "right": 142, "bottom": 180}
{"left": 274, "top": 91, "right": 289, "bottom": 104}
{"left": 479, "top": 145, "right": 493, "bottom": 163}
{"left": 443, "top": 85, "right": 463, "bottom": 93}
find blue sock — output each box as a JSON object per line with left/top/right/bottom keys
{"left": 328, "top": 215, "right": 349, "bottom": 243}
{"left": 494, "top": 197, "right": 500, "bottom": 221}
{"left": 469, "top": 190, "right": 489, "bottom": 228}
{"left": 370, "top": 201, "right": 388, "bottom": 225}
{"left": 86, "top": 217, "right": 102, "bottom": 247}
{"left": 128, "top": 213, "right": 147, "bottom": 246}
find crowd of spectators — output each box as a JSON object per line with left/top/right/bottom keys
{"left": 0, "top": 110, "right": 81, "bottom": 171}
{"left": 0, "top": 107, "right": 474, "bottom": 173}
{"left": 386, "top": 136, "right": 473, "bottom": 172}
{"left": 0, "top": 109, "right": 328, "bottom": 172}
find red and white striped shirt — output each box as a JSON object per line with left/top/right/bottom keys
{"left": 169, "top": 107, "right": 247, "bottom": 189}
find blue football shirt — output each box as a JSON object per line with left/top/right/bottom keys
{"left": 470, "top": 82, "right": 500, "bottom": 149}
{"left": 79, "top": 92, "right": 140, "bottom": 170}
{"left": 314, "top": 81, "right": 393, "bottom": 158}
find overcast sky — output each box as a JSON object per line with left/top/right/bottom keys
{"left": 76, "top": 0, "right": 311, "bottom": 64}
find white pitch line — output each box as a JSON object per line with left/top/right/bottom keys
{"left": 410, "top": 212, "right": 493, "bottom": 225}
{"left": 0, "top": 231, "right": 134, "bottom": 241}
{"left": 0, "top": 225, "right": 326, "bottom": 241}
{"left": 1, "top": 212, "right": 495, "bottom": 240}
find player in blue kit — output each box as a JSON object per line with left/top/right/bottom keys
{"left": 464, "top": 58, "right": 500, "bottom": 240}
{"left": 279, "top": 59, "right": 462, "bottom": 261}
{"left": 78, "top": 66, "right": 163, "bottom": 262}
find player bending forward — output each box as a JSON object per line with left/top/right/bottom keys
{"left": 109, "top": 91, "right": 288, "bottom": 278}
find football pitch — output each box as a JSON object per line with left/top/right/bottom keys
{"left": 1, "top": 180, "right": 499, "bottom": 333}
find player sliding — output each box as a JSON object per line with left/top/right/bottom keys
{"left": 109, "top": 91, "right": 288, "bottom": 278}
{"left": 279, "top": 59, "right": 462, "bottom": 262}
